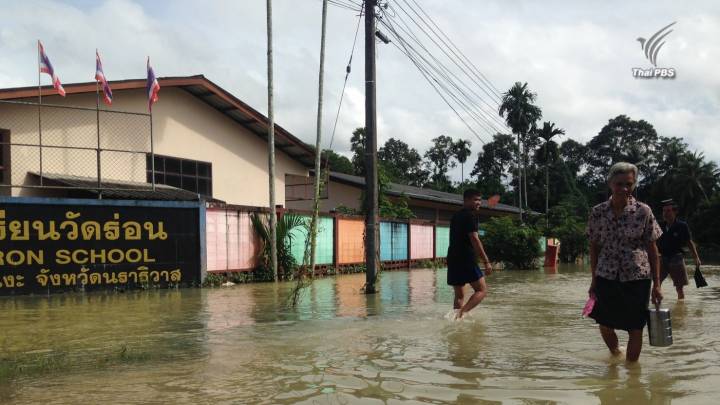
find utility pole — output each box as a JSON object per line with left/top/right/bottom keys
{"left": 309, "top": 0, "right": 329, "bottom": 276}
{"left": 266, "top": 0, "right": 278, "bottom": 281}
{"left": 517, "top": 133, "right": 523, "bottom": 221}
{"left": 364, "top": 0, "right": 379, "bottom": 294}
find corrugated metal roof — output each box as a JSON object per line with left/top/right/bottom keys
{"left": 29, "top": 172, "right": 222, "bottom": 202}
{"left": 325, "top": 171, "right": 521, "bottom": 214}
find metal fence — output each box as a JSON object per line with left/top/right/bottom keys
{"left": 0, "top": 99, "right": 153, "bottom": 194}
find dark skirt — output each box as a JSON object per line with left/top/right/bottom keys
{"left": 589, "top": 276, "right": 651, "bottom": 331}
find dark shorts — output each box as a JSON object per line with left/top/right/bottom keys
{"left": 447, "top": 263, "right": 484, "bottom": 286}
{"left": 589, "top": 276, "right": 651, "bottom": 331}
{"left": 661, "top": 254, "right": 688, "bottom": 287}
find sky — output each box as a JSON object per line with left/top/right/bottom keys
{"left": 0, "top": 0, "right": 718, "bottom": 182}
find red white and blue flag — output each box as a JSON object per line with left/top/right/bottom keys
{"left": 95, "top": 50, "right": 113, "bottom": 106}
{"left": 146, "top": 57, "right": 160, "bottom": 112}
{"left": 38, "top": 40, "right": 65, "bottom": 97}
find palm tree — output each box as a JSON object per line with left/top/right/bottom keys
{"left": 666, "top": 152, "right": 719, "bottom": 216}
{"left": 499, "top": 82, "right": 542, "bottom": 219}
{"left": 536, "top": 122, "right": 565, "bottom": 225}
{"left": 251, "top": 212, "right": 308, "bottom": 280}
{"left": 452, "top": 139, "right": 472, "bottom": 183}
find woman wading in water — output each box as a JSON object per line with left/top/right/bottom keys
{"left": 586, "top": 162, "right": 663, "bottom": 362}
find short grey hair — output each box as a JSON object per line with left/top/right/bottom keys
{"left": 607, "top": 162, "right": 639, "bottom": 190}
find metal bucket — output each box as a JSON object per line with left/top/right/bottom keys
{"left": 647, "top": 308, "right": 673, "bottom": 347}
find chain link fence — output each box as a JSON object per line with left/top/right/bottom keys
{"left": 0, "top": 100, "right": 154, "bottom": 195}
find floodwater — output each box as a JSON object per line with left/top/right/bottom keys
{"left": 1, "top": 265, "right": 719, "bottom": 404}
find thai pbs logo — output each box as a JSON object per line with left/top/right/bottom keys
{"left": 632, "top": 22, "right": 676, "bottom": 79}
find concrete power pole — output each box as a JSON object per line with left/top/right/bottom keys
{"left": 266, "top": 0, "right": 278, "bottom": 281}
{"left": 309, "top": 0, "right": 329, "bottom": 276}
{"left": 364, "top": 0, "right": 379, "bottom": 294}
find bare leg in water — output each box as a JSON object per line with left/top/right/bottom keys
{"left": 455, "top": 278, "right": 488, "bottom": 319}
{"left": 452, "top": 285, "right": 465, "bottom": 310}
{"left": 599, "top": 325, "right": 644, "bottom": 361}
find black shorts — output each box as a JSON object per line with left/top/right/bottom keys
{"left": 589, "top": 276, "right": 651, "bottom": 331}
{"left": 447, "top": 262, "right": 484, "bottom": 286}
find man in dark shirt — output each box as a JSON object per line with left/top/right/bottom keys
{"left": 447, "top": 189, "right": 493, "bottom": 319}
{"left": 657, "top": 199, "right": 701, "bottom": 299}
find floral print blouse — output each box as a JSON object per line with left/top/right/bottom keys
{"left": 586, "top": 196, "right": 662, "bottom": 282}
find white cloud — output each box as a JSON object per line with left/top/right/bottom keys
{"left": 0, "top": 0, "right": 718, "bottom": 183}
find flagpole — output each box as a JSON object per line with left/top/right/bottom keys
{"left": 95, "top": 77, "right": 102, "bottom": 196}
{"left": 148, "top": 57, "right": 156, "bottom": 192}
{"left": 37, "top": 40, "right": 43, "bottom": 186}
{"left": 150, "top": 108, "right": 155, "bottom": 191}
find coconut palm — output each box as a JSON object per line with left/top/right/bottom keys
{"left": 452, "top": 139, "right": 472, "bottom": 183}
{"left": 666, "top": 152, "right": 719, "bottom": 216}
{"left": 536, "top": 122, "right": 565, "bottom": 224}
{"left": 499, "top": 82, "right": 542, "bottom": 218}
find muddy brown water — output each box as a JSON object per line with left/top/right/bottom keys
{"left": 1, "top": 264, "right": 719, "bottom": 404}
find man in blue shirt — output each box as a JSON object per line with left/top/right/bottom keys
{"left": 657, "top": 199, "right": 701, "bottom": 299}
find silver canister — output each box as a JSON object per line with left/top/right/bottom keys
{"left": 647, "top": 308, "right": 673, "bottom": 347}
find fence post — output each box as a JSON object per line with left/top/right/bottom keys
{"left": 407, "top": 218, "right": 412, "bottom": 269}
{"left": 332, "top": 211, "right": 339, "bottom": 270}
{"left": 432, "top": 221, "right": 437, "bottom": 264}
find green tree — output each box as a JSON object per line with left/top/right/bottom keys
{"left": 559, "top": 139, "right": 588, "bottom": 177}
{"left": 660, "top": 151, "right": 719, "bottom": 216}
{"left": 535, "top": 122, "right": 565, "bottom": 222}
{"left": 471, "top": 133, "right": 517, "bottom": 199}
{"left": 378, "top": 137, "right": 428, "bottom": 187}
{"left": 689, "top": 195, "right": 720, "bottom": 248}
{"left": 499, "top": 82, "right": 543, "bottom": 213}
{"left": 350, "top": 127, "right": 366, "bottom": 176}
{"left": 321, "top": 150, "right": 353, "bottom": 175}
{"left": 360, "top": 165, "right": 415, "bottom": 219}
{"left": 584, "top": 115, "right": 659, "bottom": 202}
{"left": 452, "top": 139, "right": 472, "bottom": 183}
{"left": 424, "top": 135, "right": 457, "bottom": 192}
{"left": 481, "top": 216, "right": 542, "bottom": 269}
{"left": 546, "top": 195, "right": 589, "bottom": 263}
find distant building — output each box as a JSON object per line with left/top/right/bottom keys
{"left": 286, "top": 171, "right": 519, "bottom": 220}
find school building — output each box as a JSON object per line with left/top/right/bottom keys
{"left": 0, "top": 75, "right": 518, "bottom": 294}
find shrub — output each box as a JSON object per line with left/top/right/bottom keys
{"left": 481, "top": 216, "right": 542, "bottom": 269}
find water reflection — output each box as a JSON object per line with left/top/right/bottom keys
{"left": 592, "top": 364, "right": 678, "bottom": 404}
{"left": 335, "top": 273, "right": 367, "bottom": 318}
{"left": 409, "top": 268, "right": 436, "bottom": 306}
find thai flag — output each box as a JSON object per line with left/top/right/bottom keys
{"left": 95, "top": 50, "right": 113, "bottom": 106}
{"left": 38, "top": 40, "right": 66, "bottom": 97}
{"left": 146, "top": 57, "right": 160, "bottom": 112}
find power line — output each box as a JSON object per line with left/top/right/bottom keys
{"left": 383, "top": 26, "right": 501, "bottom": 136}
{"left": 379, "top": 13, "right": 502, "bottom": 139}
{"left": 396, "top": 0, "right": 505, "bottom": 121}
{"left": 403, "top": 0, "right": 504, "bottom": 99}
{"left": 326, "top": 0, "right": 363, "bottom": 12}
{"left": 326, "top": 1, "right": 364, "bottom": 153}
{"left": 382, "top": 5, "right": 508, "bottom": 130}
{"left": 380, "top": 17, "right": 490, "bottom": 144}
{"left": 389, "top": 0, "right": 506, "bottom": 125}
